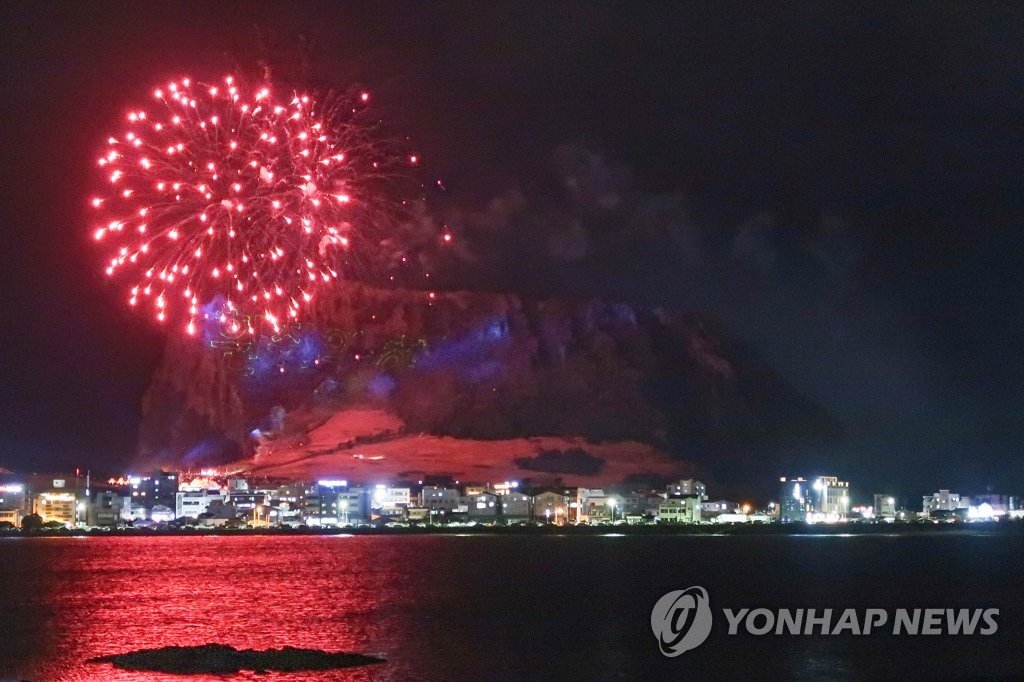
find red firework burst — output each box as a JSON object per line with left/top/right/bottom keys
{"left": 90, "top": 74, "right": 420, "bottom": 336}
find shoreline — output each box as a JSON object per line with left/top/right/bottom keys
{"left": 3, "top": 520, "right": 1022, "bottom": 538}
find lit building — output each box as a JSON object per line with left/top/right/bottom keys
{"left": 923, "top": 489, "right": 968, "bottom": 515}
{"left": 463, "top": 491, "right": 499, "bottom": 521}
{"left": 175, "top": 489, "right": 228, "bottom": 520}
{"left": 702, "top": 500, "right": 740, "bottom": 519}
{"left": 0, "top": 484, "right": 28, "bottom": 514}
{"left": 969, "top": 494, "right": 1010, "bottom": 517}
{"left": 196, "top": 500, "right": 242, "bottom": 527}
{"left": 666, "top": 479, "right": 707, "bottom": 499}
{"left": 779, "top": 477, "right": 810, "bottom": 523}
{"left": 532, "top": 490, "right": 571, "bottom": 525}
{"left": 0, "top": 509, "right": 21, "bottom": 527}
{"left": 150, "top": 505, "right": 175, "bottom": 523}
{"left": 33, "top": 492, "right": 77, "bottom": 527}
{"left": 406, "top": 507, "right": 431, "bottom": 523}
{"left": 604, "top": 492, "right": 656, "bottom": 519}
{"left": 227, "top": 489, "right": 268, "bottom": 512}
{"left": 227, "top": 477, "right": 249, "bottom": 492}
{"left": 337, "top": 487, "right": 368, "bottom": 524}
{"left": 262, "top": 481, "right": 306, "bottom": 525}
{"left": 577, "top": 488, "right": 621, "bottom": 523}
{"left": 492, "top": 481, "right": 522, "bottom": 496}
{"left": 126, "top": 502, "right": 148, "bottom": 521}
{"left": 658, "top": 497, "right": 701, "bottom": 524}
{"left": 128, "top": 471, "right": 178, "bottom": 513}
{"left": 371, "top": 485, "right": 411, "bottom": 511}
{"left": 499, "top": 492, "right": 532, "bottom": 521}
{"left": 873, "top": 494, "right": 897, "bottom": 519}
{"left": 304, "top": 481, "right": 368, "bottom": 525}
{"left": 419, "top": 486, "right": 461, "bottom": 512}
{"left": 809, "top": 476, "right": 851, "bottom": 519}
{"left": 86, "top": 490, "right": 130, "bottom": 527}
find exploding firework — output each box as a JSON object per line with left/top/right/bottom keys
{"left": 91, "top": 74, "right": 424, "bottom": 336}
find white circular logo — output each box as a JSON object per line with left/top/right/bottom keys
{"left": 651, "top": 586, "right": 713, "bottom": 656}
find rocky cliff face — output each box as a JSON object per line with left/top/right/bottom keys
{"left": 139, "top": 284, "right": 837, "bottom": 484}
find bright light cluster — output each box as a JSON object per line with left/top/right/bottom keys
{"left": 91, "top": 75, "right": 417, "bottom": 336}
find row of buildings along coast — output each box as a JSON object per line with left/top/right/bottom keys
{"left": 0, "top": 470, "right": 1020, "bottom": 529}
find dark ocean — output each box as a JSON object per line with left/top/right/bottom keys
{"left": 0, "top": 532, "right": 1021, "bottom": 680}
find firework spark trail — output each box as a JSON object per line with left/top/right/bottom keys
{"left": 91, "top": 75, "right": 426, "bottom": 337}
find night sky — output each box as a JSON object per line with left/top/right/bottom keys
{"left": 0, "top": 2, "right": 1021, "bottom": 496}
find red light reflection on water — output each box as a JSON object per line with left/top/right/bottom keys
{"left": 0, "top": 536, "right": 455, "bottom": 681}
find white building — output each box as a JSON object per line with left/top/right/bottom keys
{"left": 175, "top": 490, "right": 228, "bottom": 520}
{"left": 923, "top": 489, "right": 968, "bottom": 514}
{"left": 658, "top": 497, "right": 701, "bottom": 524}
{"left": 810, "top": 476, "right": 851, "bottom": 519}
{"left": 372, "top": 485, "right": 411, "bottom": 510}
{"left": 577, "top": 488, "right": 615, "bottom": 523}
{"left": 702, "top": 500, "right": 739, "bottom": 517}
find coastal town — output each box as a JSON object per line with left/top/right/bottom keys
{"left": 0, "top": 469, "right": 1021, "bottom": 531}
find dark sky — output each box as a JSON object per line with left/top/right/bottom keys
{"left": 0, "top": 2, "right": 1022, "bottom": 496}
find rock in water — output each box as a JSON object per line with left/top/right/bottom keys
{"left": 88, "top": 643, "right": 385, "bottom": 673}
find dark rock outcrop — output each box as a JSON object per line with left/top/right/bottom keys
{"left": 89, "top": 644, "right": 384, "bottom": 674}
{"left": 139, "top": 284, "right": 839, "bottom": 483}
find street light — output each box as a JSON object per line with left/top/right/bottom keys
{"left": 608, "top": 497, "right": 617, "bottom": 523}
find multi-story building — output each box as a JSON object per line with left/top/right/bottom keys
{"left": 150, "top": 505, "right": 175, "bottom": 523}
{"left": 304, "top": 481, "right": 369, "bottom": 525}
{"left": 33, "top": 492, "right": 78, "bottom": 526}
{"left": 532, "top": 490, "right": 572, "bottom": 524}
{"left": 873, "top": 494, "right": 897, "bottom": 519}
{"left": 969, "top": 494, "right": 1010, "bottom": 517}
{"left": 609, "top": 493, "right": 657, "bottom": 519}
{"left": 923, "top": 489, "right": 968, "bottom": 515}
{"left": 0, "top": 508, "right": 21, "bottom": 527}
{"left": 0, "top": 484, "right": 28, "bottom": 515}
{"left": 658, "top": 497, "right": 701, "bottom": 524}
{"left": 337, "top": 487, "right": 368, "bottom": 524}
{"left": 499, "top": 492, "right": 532, "bottom": 521}
{"left": 811, "top": 476, "right": 851, "bottom": 518}
{"left": 175, "top": 489, "right": 228, "bottom": 520}
{"left": 463, "top": 491, "right": 499, "bottom": 521}
{"left": 371, "top": 485, "right": 411, "bottom": 512}
{"left": 577, "top": 488, "right": 617, "bottom": 523}
{"left": 702, "top": 500, "right": 740, "bottom": 518}
{"left": 666, "top": 479, "right": 707, "bottom": 499}
{"left": 261, "top": 481, "right": 306, "bottom": 525}
{"left": 419, "top": 486, "right": 461, "bottom": 512}
{"left": 197, "top": 500, "right": 243, "bottom": 527}
{"left": 86, "top": 490, "right": 130, "bottom": 527}
{"left": 128, "top": 471, "right": 178, "bottom": 514}
{"left": 779, "top": 477, "right": 810, "bottom": 523}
